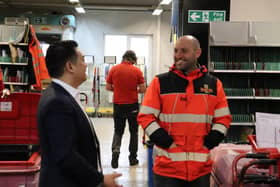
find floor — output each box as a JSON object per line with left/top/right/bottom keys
{"left": 91, "top": 117, "right": 149, "bottom": 187}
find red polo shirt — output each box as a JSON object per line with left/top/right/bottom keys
{"left": 106, "top": 61, "right": 145, "bottom": 104}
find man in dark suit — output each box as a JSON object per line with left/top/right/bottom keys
{"left": 37, "top": 40, "right": 122, "bottom": 187}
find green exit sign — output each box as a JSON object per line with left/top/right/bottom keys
{"left": 188, "top": 10, "right": 225, "bottom": 23}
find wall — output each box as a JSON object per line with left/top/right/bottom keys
{"left": 181, "top": 0, "right": 230, "bottom": 66}
{"left": 230, "top": 0, "right": 280, "bottom": 21}
{"left": 74, "top": 11, "right": 173, "bottom": 107}
{"left": 159, "top": 12, "right": 174, "bottom": 73}
{"left": 75, "top": 11, "right": 173, "bottom": 79}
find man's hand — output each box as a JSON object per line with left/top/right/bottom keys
{"left": 102, "top": 173, "right": 123, "bottom": 187}
{"left": 105, "top": 83, "right": 114, "bottom": 91}
{"left": 169, "top": 142, "right": 177, "bottom": 149}
{"left": 137, "top": 83, "right": 146, "bottom": 93}
{"left": 204, "top": 130, "right": 225, "bottom": 150}
{"left": 1, "top": 89, "right": 10, "bottom": 98}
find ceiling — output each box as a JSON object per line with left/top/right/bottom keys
{"left": 0, "top": 0, "right": 171, "bottom": 14}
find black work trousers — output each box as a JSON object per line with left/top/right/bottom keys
{"left": 154, "top": 173, "right": 210, "bottom": 187}
{"left": 112, "top": 102, "right": 139, "bottom": 158}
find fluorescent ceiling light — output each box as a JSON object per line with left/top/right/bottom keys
{"left": 160, "top": 0, "right": 172, "bottom": 5}
{"left": 75, "top": 7, "right": 86, "bottom": 13}
{"left": 152, "top": 8, "right": 163, "bottom": 16}
{"left": 69, "top": 0, "right": 79, "bottom": 2}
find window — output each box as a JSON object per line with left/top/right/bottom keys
{"left": 104, "top": 34, "right": 152, "bottom": 82}
{"left": 104, "top": 35, "right": 127, "bottom": 64}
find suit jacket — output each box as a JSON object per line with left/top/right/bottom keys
{"left": 37, "top": 82, "right": 103, "bottom": 187}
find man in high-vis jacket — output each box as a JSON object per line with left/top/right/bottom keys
{"left": 138, "top": 35, "right": 231, "bottom": 187}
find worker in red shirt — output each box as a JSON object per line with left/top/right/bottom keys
{"left": 0, "top": 68, "right": 10, "bottom": 98}
{"left": 106, "top": 50, "right": 146, "bottom": 168}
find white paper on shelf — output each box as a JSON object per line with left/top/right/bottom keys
{"left": 255, "top": 112, "right": 280, "bottom": 151}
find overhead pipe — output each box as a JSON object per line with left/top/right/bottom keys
{"left": 0, "top": 2, "right": 156, "bottom": 11}
{"left": 0, "top": 2, "right": 170, "bottom": 13}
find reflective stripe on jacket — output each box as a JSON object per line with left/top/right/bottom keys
{"left": 138, "top": 66, "right": 231, "bottom": 181}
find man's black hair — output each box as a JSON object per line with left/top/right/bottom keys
{"left": 122, "top": 50, "right": 137, "bottom": 62}
{"left": 45, "top": 40, "right": 78, "bottom": 78}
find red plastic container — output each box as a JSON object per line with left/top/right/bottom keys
{"left": 0, "top": 93, "right": 41, "bottom": 187}
{"left": 210, "top": 143, "right": 253, "bottom": 187}
{"left": 211, "top": 142, "right": 280, "bottom": 187}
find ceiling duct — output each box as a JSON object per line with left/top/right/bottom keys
{"left": 84, "top": 5, "right": 154, "bottom": 12}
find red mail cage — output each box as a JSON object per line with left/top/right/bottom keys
{"left": 211, "top": 135, "right": 280, "bottom": 187}
{"left": 0, "top": 92, "right": 41, "bottom": 187}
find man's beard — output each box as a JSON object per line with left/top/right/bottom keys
{"left": 175, "top": 59, "right": 197, "bottom": 72}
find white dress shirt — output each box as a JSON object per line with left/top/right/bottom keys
{"left": 52, "top": 79, "right": 90, "bottom": 120}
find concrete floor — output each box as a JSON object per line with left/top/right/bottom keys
{"left": 91, "top": 117, "right": 149, "bottom": 187}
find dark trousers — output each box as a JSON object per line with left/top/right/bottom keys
{"left": 153, "top": 173, "right": 210, "bottom": 187}
{"left": 112, "top": 103, "right": 139, "bottom": 158}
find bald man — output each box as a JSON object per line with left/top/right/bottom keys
{"left": 138, "top": 35, "right": 231, "bottom": 187}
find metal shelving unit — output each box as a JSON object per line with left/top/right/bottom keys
{"left": 0, "top": 62, "right": 28, "bottom": 66}
{"left": 0, "top": 42, "right": 28, "bottom": 46}
{"left": 211, "top": 70, "right": 255, "bottom": 73}
{"left": 231, "top": 122, "right": 255, "bottom": 126}
{"left": 209, "top": 21, "right": 280, "bottom": 142}
{"left": 0, "top": 43, "right": 31, "bottom": 92}
{"left": 227, "top": 96, "right": 254, "bottom": 100}
{"left": 3, "top": 82, "right": 29, "bottom": 85}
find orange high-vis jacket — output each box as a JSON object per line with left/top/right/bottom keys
{"left": 28, "top": 25, "right": 50, "bottom": 90}
{"left": 138, "top": 66, "right": 231, "bottom": 181}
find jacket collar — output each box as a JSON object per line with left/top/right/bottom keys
{"left": 170, "top": 64, "right": 207, "bottom": 80}
{"left": 52, "top": 78, "right": 79, "bottom": 100}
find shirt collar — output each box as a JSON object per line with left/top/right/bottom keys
{"left": 52, "top": 78, "right": 80, "bottom": 100}
{"left": 121, "top": 61, "right": 133, "bottom": 65}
